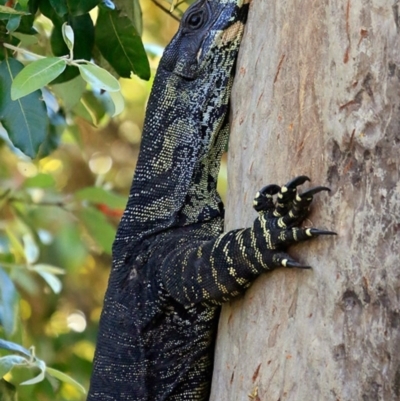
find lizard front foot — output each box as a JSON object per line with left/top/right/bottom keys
{"left": 252, "top": 176, "right": 336, "bottom": 270}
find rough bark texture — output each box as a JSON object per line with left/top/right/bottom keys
{"left": 210, "top": 1, "right": 400, "bottom": 400}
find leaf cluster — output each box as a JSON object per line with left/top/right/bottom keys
{"left": 0, "top": 162, "right": 130, "bottom": 398}
{"left": 0, "top": 339, "right": 85, "bottom": 396}
{"left": 0, "top": 0, "right": 150, "bottom": 158}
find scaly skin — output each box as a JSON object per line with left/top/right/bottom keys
{"left": 87, "top": 0, "right": 334, "bottom": 400}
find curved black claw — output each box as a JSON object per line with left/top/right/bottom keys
{"left": 284, "top": 259, "right": 312, "bottom": 269}
{"left": 300, "top": 186, "right": 331, "bottom": 199}
{"left": 259, "top": 184, "right": 281, "bottom": 196}
{"left": 285, "top": 175, "right": 311, "bottom": 189}
{"left": 253, "top": 184, "right": 281, "bottom": 212}
{"left": 307, "top": 228, "right": 337, "bottom": 236}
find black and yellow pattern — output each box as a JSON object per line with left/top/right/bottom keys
{"left": 87, "top": 0, "right": 334, "bottom": 400}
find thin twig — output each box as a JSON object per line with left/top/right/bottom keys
{"left": 8, "top": 197, "right": 67, "bottom": 208}
{"left": 151, "top": 0, "right": 181, "bottom": 21}
{"left": 2, "top": 42, "right": 46, "bottom": 60}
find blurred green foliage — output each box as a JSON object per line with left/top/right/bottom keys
{"left": 0, "top": 0, "right": 150, "bottom": 158}
{"left": 0, "top": 0, "right": 180, "bottom": 399}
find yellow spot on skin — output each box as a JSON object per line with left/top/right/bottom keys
{"left": 202, "top": 288, "right": 210, "bottom": 300}
{"left": 281, "top": 186, "right": 288, "bottom": 193}
{"left": 278, "top": 218, "right": 286, "bottom": 228}
{"left": 296, "top": 194, "right": 302, "bottom": 201}
{"left": 282, "top": 259, "right": 288, "bottom": 266}
{"left": 221, "top": 21, "right": 244, "bottom": 45}
{"left": 255, "top": 192, "right": 260, "bottom": 198}
{"left": 306, "top": 228, "right": 312, "bottom": 236}
{"left": 196, "top": 48, "right": 202, "bottom": 62}
{"left": 253, "top": 200, "right": 258, "bottom": 206}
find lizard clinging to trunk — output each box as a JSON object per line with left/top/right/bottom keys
{"left": 87, "top": 0, "right": 335, "bottom": 399}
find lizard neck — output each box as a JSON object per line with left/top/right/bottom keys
{"left": 177, "top": 115, "right": 230, "bottom": 226}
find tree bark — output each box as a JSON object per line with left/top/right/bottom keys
{"left": 210, "top": 1, "right": 400, "bottom": 400}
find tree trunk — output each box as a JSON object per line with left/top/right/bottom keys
{"left": 210, "top": 1, "right": 400, "bottom": 400}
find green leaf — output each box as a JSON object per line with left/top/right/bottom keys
{"left": 95, "top": 6, "right": 150, "bottom": 80}
{"left": 14, "top": 13, "right": 35, "bottom": 35}
{"left": 50, "top": 13, "right": 94, "bottom": 83}
{"left": 51, "top": 13, "right": 93, "bottom": 59}
{"left": 79, "top": 207, "right": 116, "bottom": 254}
{"left": 108, "top": 90, "right": 125, "bottom": 117}
{"left": 0, "top": 339, "right": 30, "bottom": 357}
{"left": 114, "top": 0, "right": 143, "bottom": 35}
{"left": 46, "top": 367, "right": 86, "bottom": 394}
{"left": 9, "top": 269, "right": 39, "bottom": 297}
{"left": 0, "top": 6, "right": 29, "bottom": 15}
{"left": 28, "top": 0, "right": 40, "bottom": 14}
{"left": 0, "top": 58, "right": 48, "bottom": 157}
{"left": 0, "top": 268, "right": 18, "bottom": 337}
{"left": 22, "top": 233, "right": 39, "bottom": 264}
{"left": 80, "top": 91, "right": 107, "bottom": 125}
{"left": 61, "top": 22, "right": 74, "bottom": 52}
{"left": 39, "top": 0, "right": 63, "bottom": 22}
{"left": 20, "top": 359, "right": 45, "bottom": 385}
{"left": 76, "top": 187, "right": 127, "bottom": 209}
{"left": 23, "top": 173, "right": 55, "bottom": 188}
{"left": 73, "top": 98, "right": 95, "bottom": 124}
{"left": 30, "top": 264, "right": 65, "bottom": 275}
{"left": 48, "top": 0, "right": 67, "bottom": 16}
{"left": 11, "top": 32, "right": 38, "bottom": 46}
{"left": 37, "top": 110, "right": 65, "bottom": 158}
{"left": 78, "top": 63, "right": 120, "bottom": 92}
{"left": 51, "top": 224, "right": 87, "bottom": 272}
{"left": 51, "top": 75, "right": 86, "bottom": 110}
{"left": 36, "top": 271, "right": 62, "bottom": 294}
{"left": 66, "top": 0, "right": 100, "bottom": 16}
{"left": 6, "top": 14, "right": 21, "bottom": 32}
{"left": 17, "top": 0, "right": 29, "bottom": 10}
{"left": 11, "top": 57, "right": 67, "bottom": 100}
{"left": 0, "top": 355, "right": 28, "bottom": 378}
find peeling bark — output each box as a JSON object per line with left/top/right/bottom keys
{"left": 211, "top": 1, "right": 400, "bottom": 400}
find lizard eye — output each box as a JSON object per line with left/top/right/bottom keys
{"left": 185, "top": 10, "right": 207, "bottom": 30}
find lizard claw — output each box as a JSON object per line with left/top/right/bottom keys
{"left": 283, "top": 258, "right": 312, "bottom": 269}
{"left": 307, "top": 228, "right": 337, "bottom": 236}
{"left": 271, "top": 253, "right": 313, "bottom": 270}
{"left": 300, "top": 186, "right": 331, "bottom": 199}
{"left": 258, "top": 184, "right": 281, "bottom": 197}
{"left": 286, "top": 260, "right": 312, "bottom": 270}
{"left": 284, "top": 175, "right": 311, "bottom": 190}
{"left": 253, "top": 184, "right": 281, "bottom": 212}
{"left": 274, "top": 175, "right": 311, "bottom": 216}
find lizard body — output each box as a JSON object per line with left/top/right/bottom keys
{"left": 88, "top": 0, "right": 334, "bottom": 399}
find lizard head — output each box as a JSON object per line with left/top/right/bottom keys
{"left": 161, "top": 0, "right": 249, "bottom": 80}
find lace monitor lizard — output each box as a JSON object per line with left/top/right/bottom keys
{"left": 87, "top": 0, "right": 335, "bottom": 399}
